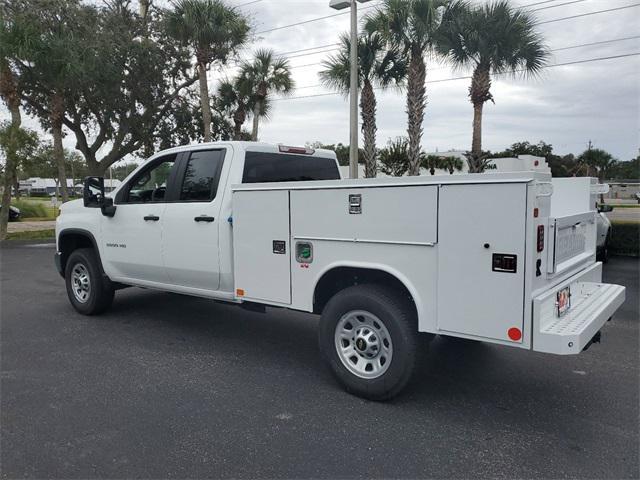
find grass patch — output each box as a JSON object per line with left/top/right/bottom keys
{"left": 608, "top": 204, "right": 640, "bottom": 209}
{"left": 610, "top": 221, "right": 640, "bottom": 257}
{"left": 6, "top": 229, "right": 55, "bottom": 241}
{"left": 11, "top": 199, "right": 56, "bottom": 219}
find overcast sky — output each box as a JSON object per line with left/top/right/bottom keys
{"left": 3, "top": 0, "right": 639, "bottom": 164}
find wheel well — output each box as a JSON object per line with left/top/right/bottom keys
{"left": 58, "top": 231, "right": 97, "bottom": 275}
{"left": 313, "top": 267, "right": 417, "bottom": 317}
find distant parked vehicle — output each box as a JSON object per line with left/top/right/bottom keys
{"left": 635, "top": 192, "right": 640, "bottom": 204}
{"left": 0, "top": 205, "right": 21, "bottom": 222}
{"left": 596, "top": 204, "right": 613, "bottom": 262}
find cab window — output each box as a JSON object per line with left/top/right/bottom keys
{"left": 120, "top": 154, "right": 177, "bottom": 204}
{"left": 178, "top": 150, "right": 225, "bottom": 202}
{"left": 242, "top": 152, "right": 339, "bottom": 183}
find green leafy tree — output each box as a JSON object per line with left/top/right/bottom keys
{"left": 378, "top": 137, "right": 410, "bottom": 176}
{"left": 217, "top": 76, "right": 256, "bottom": 140}
{"left": 0, "top": 4, "right": 32, "bottom": 238}
{"left": 578, "top": 148, "right": 618, "bottom": 182}
{"left": 320, "top": 31, "right": 406, "bottom": 178}
{"left": 366, "top": 0, "right": 448, "bottom": 175}
{"left": 492, "top": 140, "right": 577, "bottom": 177}
{"left": 438, "top": 0, "right": 548, "bottom": 172}
{"left": 306, "top": 142, "right": 364, "bottom": 167}
{"left": 11, "top": 0, "right": 97, "bottom": 201}
{"left": 239, "top": 49, "right": 294, "bottom": 141}
{"left": 422, "top": 154, "right": 442, "bottom": 175}
{"left": 20, "top": 145, "right": 86, "bottom": 189}
{"left": 0, "top": 123, "right": 39, "bottom": 237}
{"left": 167, "top": 0, "right": 249, "bottom": 142}
{"left": 440, "top": 155, "right": 464, "bottom": 174}
{"left": 6, "top": 1, "right": 205, "bottom": 176}
{"left": 610, "top": 155, "right": 640, "bottom": 180}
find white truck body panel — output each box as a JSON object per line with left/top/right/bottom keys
{"left": 234, "top": 189, "right": 291, "bottom": 304}
{"left": 437, "top": 182, "right": 527, "bottom": 341}
{"left": 56, "top": 142, "right": 626, "bottom": 358}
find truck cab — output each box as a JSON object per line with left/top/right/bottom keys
{"left": 56, "top": 142, "right": 340, "bottom": 299}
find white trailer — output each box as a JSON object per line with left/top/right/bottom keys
{"left": 56, "top": 142, "right": 626, "bottom": 400}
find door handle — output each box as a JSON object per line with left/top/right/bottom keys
{"left": 194, "top": 215, "right": 215, "bottom": 223}
{"left": 144, "top": 215, "right": 160, "bottom": 221}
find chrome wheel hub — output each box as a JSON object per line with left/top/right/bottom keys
{"left": 334, "top": 310, "right": 393, "bottom": 379}
{"left": 71, "top": 263, "right": 91, "bottom": 303}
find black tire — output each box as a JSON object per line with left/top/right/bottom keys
{"left": 318, "top": 284, "right": 419, "bottom": 401}
{"left": 65, "top": 248, "right": 115, "bottom": 315}
{"left": 597, "top": 235, "right": 610, "bottom": 263}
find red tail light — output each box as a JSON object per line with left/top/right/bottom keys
{"left": 537, "top": 225, "right": 545, "bottom": 252}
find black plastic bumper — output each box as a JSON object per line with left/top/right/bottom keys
{"left": 54, "top": 252, "right": 64, "bottom": 278}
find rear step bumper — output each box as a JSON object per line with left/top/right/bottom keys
{"left": 532, "top": 266, "right": 625, "bottom": 355}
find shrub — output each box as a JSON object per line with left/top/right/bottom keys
{"left": 11, "top": 200, "right": 50, "bottom": 218}
{"left": 610, "top": 221, "right": 639, "bottom": 257}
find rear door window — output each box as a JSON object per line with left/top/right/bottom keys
{"left": 179, "top": 150, "right": 225, "bottom": 202}
{"left": 242, "top": 152, "right": 339, "bottom": 183}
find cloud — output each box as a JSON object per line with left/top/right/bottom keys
{"left": 2, "top": 0, "right": 638, "bottom": 165}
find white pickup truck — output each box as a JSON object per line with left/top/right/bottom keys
{"left": 55, "top": 142, "right": 626, "bottom": 400}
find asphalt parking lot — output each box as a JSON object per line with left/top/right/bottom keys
{"left": 1, "top": 242, "right": 638, "bottom": 479}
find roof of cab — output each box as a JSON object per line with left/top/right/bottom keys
{"left": 151, "top": 141, "right": 337, "bottom": 159}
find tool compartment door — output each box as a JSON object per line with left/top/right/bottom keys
{"left": 233, "top": 189, "right": 291, "bottom": 304}
{"left": 437, "top": 183, "right": 528, "bottom": 341}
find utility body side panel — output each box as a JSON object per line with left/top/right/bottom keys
{"left": 233, "top": 189, "right": 291, "bottom": 304}
{"left": 436, "top": 183, "right": 528, "bottom": 343}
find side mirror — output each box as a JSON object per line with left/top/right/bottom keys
{"left": 83, "top": 176, "right": 105, "bottom": 207}
{"left": 598, "top": 204, "right": 614, "bottom": 213}
{"left": 83, "top": 176, "right": 116, "bottom": 217}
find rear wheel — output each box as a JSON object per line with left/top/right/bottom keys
{"left": 318, "top": 284, "right": 419, "bottom": 401}
{"left": 65, "top": 248, "right": 114, "bottom": 315}
{"left": 597, "top": 235, "right": 610, "bottom": 263}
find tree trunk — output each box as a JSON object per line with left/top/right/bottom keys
{"left": 51, "top": 93, "right": 69, "bottom": 202}
{"left": 139, "top": 0, "right": 151, "bottom": 19}
{"left": 360, "top": 80, "right": 377, "bottom": 178}
{"left": 197, "top": 61, "right": 212, "bottom": 142}
{"left": 471, "top": 101, "right": 483, "bottom": 156}
{"left": 251, "top": 101, "right": 260, "bottom": 141}
{"left": 467, "top": 66, "right": 492, "bottom": 173}
{"left": 0, "top": 60, "right": 21, "bottom": 240}
{"left": 406, "top": 53, "right": 426, "bottom": 176}
{"left": 233, "top": 105, "right": 245, "bottom": 140}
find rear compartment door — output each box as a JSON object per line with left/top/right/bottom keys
{"left": 437, "top": 183, "right": 528, "bottom": 342}
{"left": 233, "top": 189, "right": 291, "bottom": 304}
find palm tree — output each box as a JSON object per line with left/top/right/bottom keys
{"left": 578, "top": 147, "right": 617, "bottom": 202}
{"left": 422, "top": 154, "right": 442, "bottom": 175}
{"left": 239, "top": 49, "right": 294, "bottom": 141}
{"left": 366, "top": 0, "right": 449, "bottom": 176}
{"left": 378, "top": 137, "right": 410, "bottom": 176}
{"left": 217, "top": 76, "right": 255, "bottom": 140}
{"left": 438, "top": 0, "right": 548, "bottom": 172}
{"left": 320, "top": 31, "right": 406, "bottom": 178}
{"left": 167, "top": 0, "right": 249, "bottom": 142}
{"left": 440, "top": 155, "right": 464, "bottom": 174}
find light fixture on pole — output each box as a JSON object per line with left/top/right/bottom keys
{"left": 329, "top": 0, "right": 373, "bottom": 179}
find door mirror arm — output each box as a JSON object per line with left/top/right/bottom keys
{"left": 101, "top": 197, "right": 117, "bottom": 217}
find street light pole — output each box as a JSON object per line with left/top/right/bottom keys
{"left": 330, "top": 0, "right": 372, "bottom": 179}
{"left": 348, "top": 0, "right": 358, "bottom": 179}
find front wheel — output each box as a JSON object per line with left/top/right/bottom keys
{"left": 65, "top": 248, "right": 115, "bottom": 315}
{"left": 318, "top": 284, "right": 419, "bottom": 401}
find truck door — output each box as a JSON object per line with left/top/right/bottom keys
{"left": 102, "top": 153, "right": 178, "bottom": 284}
{"left": 437, "top": 182, "right": 528, "bottom": 342}
{"left": 161, "top": 149, "right": 227, "bottom": 290}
